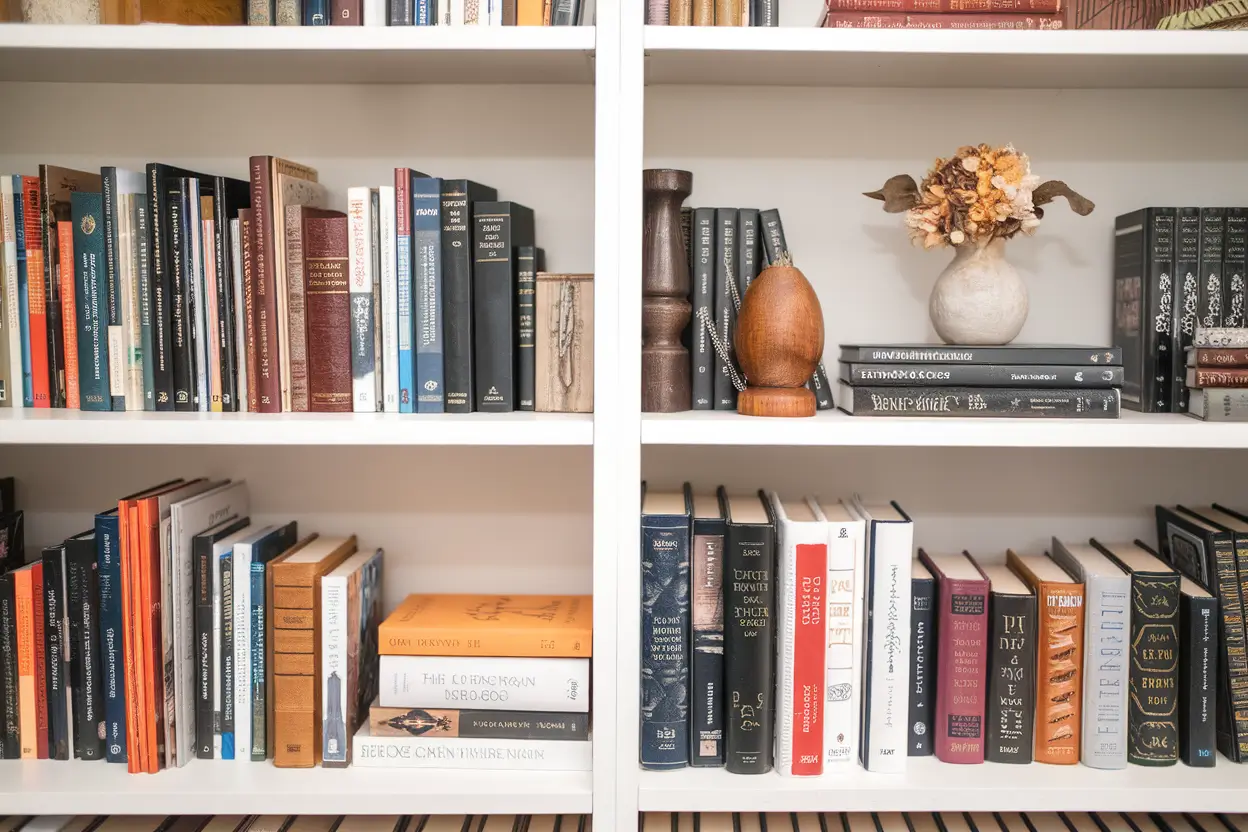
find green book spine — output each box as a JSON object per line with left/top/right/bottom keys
{"left": 71, "top": 191, "right": 110, "bottom": 411}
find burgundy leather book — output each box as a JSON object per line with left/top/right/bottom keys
{"left": 918, "top": 548, "right": 990, "bottom": 764}
{"left": 302, "top": 213, "right": 352, "bottom": 412}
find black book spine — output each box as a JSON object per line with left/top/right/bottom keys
{"left": 170, "top": 182, "right": 195, "bottom": 412}
{"left": 1173, "top": 208, "right": 1201, "bottom": 413}
{"left": 737, "top": 209, "right": 761, "bottom": 298}
{"left": 680, "top": 207, "right": 693, "bottom": 269}
{"left": 221, "top": 550, "right": 234, "bottom": 755}
{"left": 838, "top": 385, "right": 1121, "bottom": 418}
{"left": 690, "top": 208, "right": 715, "bottom": 411}
{"left": 195, "top": 534, "right": 214, "bottom": 759}
{"left": 390, "top": 0, "right": 413, "bottom": 22}
{"left": 551, "top": 0, "right": 580, "bottom": 23}
{"left": 841, "top": 345, "right": 1123, "bottom": 365}
{"left": 639, "top": 504, "right": 691, "bottom": 771}
{"left": 809, "top": 364, "right": 834, "bottom": 410}
{"left": 713, "top": 209, "right": 737, "bottom": 411}
{"left": 755, "top": 0, "right": 778, "bottom": 24}
{"left": 759, "top": 208, "right": 788, "bottom": 267}
{"left": 450, "top": 709, "right": 589, "bottom": 740}
{"left": 441, "top": 180, "right": 498, "bottom": 414}
{"left": 1179, "top": 589, "right": 1218, "bottom": 766}
{"left": 1148, "top": 209, "right": 1176, "bottom": 412}
{"left": 1223, "top": 208, "right": 1247, "bottom": 329}
{"left": 101, "top": 168, "right": 124, "bottom": 411}
{"left": 0, "top": 572, "right": 16, "bottom": 759}
{"left": 472, "top": 202, "right": 534, "bottom": 412}
{"left": 148, "top": 165, "right": 175, "bottom": 411}
{"left": 42, "top": 545, "right": 69, "bottom": 760}
{"left": 1199, "top": 208, "right": 1226, "bottom": 329}
{"left": 722, "top": 489, "right": 776, "bottom": 774}
{"left": 984, "top": 591, "right": 1036, "bottom": 763}
{"left": 690, "top": 514, "right": 725, "bottom": 766}
{"left": 516, "top": 245, "right": 539, "bottom": 412}
{"left": 1124, "top": 570, "right": 1180, "bottom": 765}
{"left": 43, "top": 210, "right": 66, "bottom": 409}
{"left": 842, "top": 363, "right": 1125, "bottom": 388}
{"left": 213, "top": 178, "right": 238, "bottom": 412}
{"left": 66, "top": 537, "right": 103, "bottom": 760}
{"left": 908, "top": 574, "right": 935, "bottom": 756}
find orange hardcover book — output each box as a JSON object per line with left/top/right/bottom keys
{"left": 57, "top": 221, "right": 79, "bottom": 410}
{"left": 21, "top": 176, "right": 49, "bottom": 408}
{"left": 379, "top": 594, "right": 593, "bottom": 658}
{"left": 136, "top": 492, "right": 170, "bottom": 773}
{"left": 1008, "top": 549, "right": 1085, "bottom": 765}
{"left": 14, "top": 563, "right": 36, "bottom": 758}
{"left": 31, "top": 561, "right": 48, "bottom": 759}
{"left": 518, "top": 0, "right": 543, "bottom": 23}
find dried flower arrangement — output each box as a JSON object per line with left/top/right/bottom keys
{"left": 865, "top": 143, "right": 1095, "bottom": 250}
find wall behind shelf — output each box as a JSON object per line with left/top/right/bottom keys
{"left": 0, "top": 81, "right": 595, "bottom": 274}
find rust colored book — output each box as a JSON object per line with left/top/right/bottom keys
{"left": 265, "top": 533, "right": 319, "bottom": 760}
{"left": 1008, "top": 549, "right": 1085, "bottom": 765}
{"left": 302, "top": 212, "right": 351, "bottom": 413}
{"left": 824, "top": 10, "right": 1064, "bottom": 23}
{"left": 824, "top": 0, "right": 1060, "bottom": 10}
{"left": 1187, "top": 367, "right": 1248, "bottom": 388}
{"left": 139, "top": 0, "right": 246, "bottom": 23}
{"left": 379, "top": 594, "right": 593, "bottom": 658}
{"left": 57, "top": 221, "right": 79, "bottom": 410}
{"left": 14, "top": 563, "right": 37, "bottom": 758}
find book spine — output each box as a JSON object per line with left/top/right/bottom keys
{"left": 135, "top": 193, "right": 155, "bottom": 409}
{"left": 690, "top": 521, "right": 725, "bottom": 766}
{"left": 1224, "top": 208, "right": 1248, "bottom": 329}
{"left": 347, "top": 189, "right": 377, "bottom": 413}
{"left": 1194, "top": 326, "right": 1248, "bottom": 347}
{"left": 692, "top": 0, "right": 713, "bottom": 22}
{"left": 390, "top": 0, "right": 414, "bottom": 22}
{"left": 220, "top": 551, "right": 234, "bottom": 759}
{"left": 250, "top": 562, "right": 266, "bottom": 760}
{"left": 321, "top": 573, "right": 349, "bottom": 767}
{"left": 57, "top": 222, "right": 79, "bottom": 409}
{"left": 15, "top": 570, "right": 33, "bottom": 758}
{"left": 640, "top": 512, "right": 691, "bottom": 770}
{"left": 984, "top": 591, "right": 1036, "bottom": 764}
{"left": 1034, "top": 581, "right": 1084, "bottom": 765}
{"left": 908, "top": 577, "right": 935, "bottom": 756}
{"left": 1210, "top": 535, "right": 1248, "bottom": 760}
{"left": 755, "top": 0, "right": 777, "bottom": 22}
{"left": 40, "top": 180, "right": 66, "bottom": 409}
{"left": 1179, "top": 591, "right": 1218, "bottom": 766}
{"left": 551, "top": 0, "right": 580, "bottom": 23}
{"left": 669, "top": 0, "right": 692, "bottom": 22}
{"left": 690, "top": 208, "right": 714, "bottom": 410}
{"left": 473, "top": 207, "right": 515, "bottom": 412}
{"left": 96, "top": 514, "right": 127, "bottom": 764}
{"left": 932, "top": 576, "right": 988, "bottom": 763}
{"left": 1199, "top": 208, "right": 1227, "bottom": 329}
{"left": 370, "top": 706, "right": 589, "bottom": 740}
{"left": 841, "top": 386, "right": 1121, "bottom": 418}
{"left": 810, "top": 364, "right": 835, "bottom": 410}
{"left": 233, "top": 547, "right": 252, "bottom": 765}
{"left": 822, "top": 10, "right": 1063, "bottom": 23}
{"left": 31, "top": 564, "right": 48, "bottom": 759}
{"left": 194, "top": 535, "right": 213, "bottom": 759}
{"left": 1078, "top": 574, "right": 1129, "bottom": 769}
{"left": 170, "top": 183, "right": 196, "bottom": 411}
{"left": 240, "top": 209, "right": 258, "bottom": 412}
{"left": 1126, "top": 572, "right": 1180, "bottom": 765}
{"left": 22, "top": 178, "right": 49, "bottom": 408}
{"left": 713, "top": 209, "right": 737, "bottom": 410}
{"left": 1189, "top": 388, "right": 1248, "bottom": 420}
{"left": 66, "top": 543, "right": 104, "bottom": 760}
{"left": 725, "top": 518, "right": 776, "bottom": 774}
{"left": 1, "top": 178, "right": 22, "bottom": 407}
{"left": 823, "top": 0, "right": 1060, "bottom": 9}
{"left": 844, "top": 345, "right": 1123, "bottom": 365}
{"left": 304, "top": 217, "right": 353, "bottom": 413}
{"left": 370, "top": 190, "right": 383, "bottom": 408}
{"left": 1189, "top": 368, "right": 1248, "bottom": 387}
{"left": 248, "top": 0, "right": 274, "bottom": 22}
{"left": 824, "top": 519, "right": 863, "bottom": 767}
{"left": 305, "top": 0, "right": 331, "bottom": 22}
{"left": 737, "top": 208, "right": 760, "bottom": 298}
{"left": 352, "top": 733, "right": 592, "bottom": 770}
{"left": 1173, "top": 208, "right": 1201, "bottom": 412}
{"left": 516, "top": 245, "right": 538, "bottom": 411}
{"left": 379, "top": 186, "right": 399, "bottom": 413}
{"left": 248, "top": 158, "right": 280, "bottom": 413}
{"left": 42, "top": 549, "right": 68, "bottom": 760}
{"left": 1133, "top": 207, "right": 1174, "bottom": 413}
{"left": 845, "top": 363, "right": 1124, "bottom": 387}
{"left": 647, "top": 0, "right": 668, "bottom": 21}
{"left": 1192, "top": 348, "right": 1248, "bottom": 366}
{"left": 413, "top": 178, "right": 445, "bottom": 413}
{"left": 72, "top": 192, "right": 110, "bottom": 411}
{"left": 862, "top": 520, "right": 912, "bottom": 772}
{"left": 282, "top": 206, "right": 308, "bottom": 412}
{"left": 415, "top": 0, "right": 433, "bottom": 21}
{"left": 779, "top": 539, "right": 826, "bottom": 775}
{"left": 378, "top": 655, "right": 591, "bottom": 712}
{"left": 0, "top": 574, "right": 16, "bottom": 758}
{"left": 276, "top": 0, "right": 300, "bottom": 22}
{"left": 231, "top": 218, "right": 248, "bottom": 411}
{"left": 101, "top": 169, "right": 124, "bottom": 411}
{"left": 333, "top": 0, "right": 364, "bottom": 21}
{"left": 396, "top": 174, "right": 414, "bottom": 413}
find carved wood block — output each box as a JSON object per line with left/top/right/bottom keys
{"left": 536, "top": 273, "right": 594, "bottom": 413}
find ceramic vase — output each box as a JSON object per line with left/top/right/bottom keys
{"left": 929, "top": 237, "right": 1028, "bottom": 345}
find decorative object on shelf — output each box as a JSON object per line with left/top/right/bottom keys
{"left": 866, "top": 144, "right": 1094, "bottom": 346}
{"left": 1158, "top": 0, "right": 1248, "bottom": 27}
{"left": 536, "top": 272, "right": 594, "bottom": 413}
{"left": 642, "top": 168, "right": 693, "bottom": 413}
{"left": 732, "top": 254, "right": 824, "bottom": 417}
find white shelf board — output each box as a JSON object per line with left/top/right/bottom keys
{"left": 0, "top": 24, "right": 595, "bottom": 84}
{"left": 641, "top": 409, "right": 1248, "bottom": 448}
{"left": 0, "top": 759, "right": 592, "bottom": 815}
{"left": 0, "top": 408, "right": 594, "bottom": 446}
{"left": 637, "top": 757, "right": 1248, "bottom": 812}
{"left": 643, "top": 26, "right": 1248, "bottom": 88}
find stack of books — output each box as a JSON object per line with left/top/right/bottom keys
{"left": 836, "top": 343, "right": 1123, "bottom": 418}
{"left": 818, "top": 0, "right": 1065, "bottom": 28}
{"left": 361, "top": 593, "right": 593, "bottom": 770}
{"left": 641, "top": 815, "right": 1248, "bottom": 832}
{"left": 1184, "top": 327, "right": 1248, "bottom": 421}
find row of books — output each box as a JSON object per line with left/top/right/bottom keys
{"left": 1114, "top": 207, "right": 1248, "bottom": 414}
{"left": 639, "top": 486, "right": 1248, "bottom": 774}
{"left": 0, "top": 819, "right": 589, "bottom": 832}
{"left": 640, "top": 815, "right": 1248, "bottom": 832}
{"left": 835, "top": 343, "right": 1123, "bottom": 418}
{"left": 360, "top": 593, "right": 592, "bottom": 770}
{"left": 645, "top": 0, "right": 779, "bottom": 25}
{"left": 0, "top": 163, "right": 592, "bottom": 415}
{"left": 818, "top": 6, "right": 1066, "bottom": 26}
{"left": 376, "top": 0, "right": 591, "bottom": 24}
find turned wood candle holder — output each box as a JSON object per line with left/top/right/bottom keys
{"left": 642, "top": 168, "right": 693, "bottom": 413}
{"left": 734, "top": 258, "right": 824, "bottom": 418}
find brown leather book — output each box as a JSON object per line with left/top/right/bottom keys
{"left": 332, "top": 0, "right": 362, "bottom": 23}
{"left": 274, "top": 653, "right": 314, "bottom": 675}
{"left": 274, "top": 628, "right": 315, "bottom": 654}
{"left": 265, "top": 533, "right": 318, "bottom": 760}
{"left": 275, "top": 608, "right": 316, "bottom": 630}
{"left": 286, "top": 207, "right": 343, "bottom": 412}
{"left": 692, "top": 0, "right": 713, "bottom": 23}
{"left": 139, "top": 0, "right": 245, "bottom": 23}
{"left": 503, "top": 0, "right": 518, "bottom": 23}
{"left": 239, "top": 208, "right": 258, "bottom": 412}
{"left": 274, "top": 585, "right": 314, "bottom": 608}
{"left": 714, "top": 0, "right": 733, "bottom": 22}
{"left": 1008, "top": 549, "right": 1085, "bottom": 765}
{"left": 669, "top": 0, "right": 693, "bottom": 22}
{"left": 302, "top": 214, "right": 352, "bottom": 413}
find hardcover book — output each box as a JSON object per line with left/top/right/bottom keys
{"left": 347, "top": 188, "right": 378, "bottom": 414}
{"left": 840, "top": 363, "right": 1124, "bottom": 388}
{"left": 351, "top": 725, "right": 591, "bottom": 771}
{"left": 65, "top": 529, "right": 104, "bottom": 760}
{"left": 378, "top": 185, "right": 397, "bottom": 413}
{"left": 737, "top": 209, "right": 761, "bottom": 299}
{"left": 690, "top": 208, "right": 714, "bottom": 410}
{"left": 377, "top": 655, "right": 590, "bottom": 712}
{"left": 1178, "top": 577, "right": 1218, "bottom": 766}
{"left": 1186, "top": 367, "right": 1248, "bottom": 388}
{"left": 95, "top": 508, "right": 127, "bottom": 764}
{"left": 908, "top": 557, "right": 936, "bottom": 757}
{"left": 71, "top": 190, "right": 110, "bottom": 411}
{"left": 977, "top": 562, "right": 1036, "bottom": 765}
{"left": 321, "top": 547, "right": 384, "bottom": 767}
{"left": 369, "top": 705, "right": 588, "bottom": 741}
{"left": 20, "top": 176, "right": 48, "bottom": 408}
{"left": 1173, "top": 208, "right": 1202, "bottom": 411}
{"left": 300, "top": 212, "right": 351, "bottom": 412}
{"left": 1199, "top": 208, "right": 1227, "bottom": 329}
{"left": 247, "top": 523, "right": 304, "bottom": 761}
{"left": 713, "top": 209, "right": 737, "bottom": 411}
{"left": 837, "top": 385, "right": 1121, "bottom": 418}
{"left": 57, "top": 221, "right": 78, "bottom": 409}
{"left": 839, "top": 344, "right": 1122, "bottom": 365}
{"left": 472, "top": 201, "right": 535, "bottom": 412}
{"left": 1189, "top": 348, "right": 1248, "bottom": 366}
{"left": 440, "top": 179, "right": 496, "bottom": 414}
{"left": 40, "top": 543, "right": 70, "bottom": 760}
{"left": 689, "top": 491, "right": 725, "bottom": 767}
{"left": 0, "top": 569, "right": 16, "bottom": 758}
{"left": 379, "top": 593, "right": 591, "bottom": 658}
{"left": 0, "top": 178, "right": 22, "bottom": 407}
{"left": 1223, "top": 208, "right": 1247, "bottom": 328}
{"left": 412, "top": 176, "right": 445, "bottom": 413}
{"left": 1113, "top": 207, "right": 1175, "bottom": 412}
{"left": 516, "top": 246, "right": 543, "bottom": 412}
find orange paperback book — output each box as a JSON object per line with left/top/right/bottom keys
{"left": 14, "top": 563, "right": 37, "bottom": 758}
{"left": 57, "top": 221, "right": 79, "bottom": 409}
{"left": 379, "top": 594, "right": 593, "bottom": 658}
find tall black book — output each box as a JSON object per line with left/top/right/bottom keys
{"left": 0, "top": 477, "right": 13, "bottom": 513}
{"left": 441, "top": 180, "right": 498, "bottom": 414}
{"left": 168, "top": 179, "right": 195, "bottom": 412}
{"left": 65, "top": 529, "right": 103, "bottom": 760}
{"left": 718, "top": 487, "right": 776, "bottom": 774}
{"left": 213, "top": 176, "right": 250, "bottom": 412}
{"left": 0, "top": 569, "right": 16, "bottom": 759}
{"left": 759, "top": 208, "right": 787, "bottom": 266}
{"left": 1178, "top": 577, "right": 1218, "bottom": 767}
{"left": 908, "top": 557, "right": 935, "bottom": 757}
{"left": 389, "top": 0, "right": 413, "bottom": 23}
{"left": 472, "top": 201, "right": 534, "bottom": 412}
{"left": 690, "top": 208, "right": 715, "bottom": 411}
{"left": 41, "top": 543, "right": 70, "bottom": 760}
{"left": 713, "top": 209, "right": 737, "bottom": 411}
{"left": 1223, "top": 208, "right": 1248, "bottom": 329}
{"left": 737, "top": 209, "right": 761, "bottom": 299}
{"left": 516, "top": 246, "right": 544, "bottom": 412}
{"left": 689, "top": 488, "right": 726, "bottom": 767}
{"left": 979, "top": 562, "right": 1036, "bottom": 764}
{"left": 1114, "top": 208, "right": 1175, "bottom": 413}
{"left": 1172, "top": 208, "right": 1201, "bottom": 413}
{"left": 1198, "top": 208, "right": 1226, "bottom": 330}
{"left": 1093, "top": 539, "right": 1181, "bottom": 766}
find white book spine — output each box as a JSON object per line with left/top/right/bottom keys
{"left": 212, "top": 528, "right": 223, "bottom": 756}
{"left": 187, "top": 181, "right": 210, "bottom": 412}
{"left": 364, "top": 0, "right": 386, "bottom": 24}
{"left": 0, "top": 177, "right": 20, "bottom": 406}
{"left": 378, "top": 655, "right": 591, "bottom": 712}
{"left": 379, "top": 185, "right": 399, "bottom": 413}
{"left": 1081, "top": 572, "right": 1131, "bottom": 769}
{"left": 352, "top": 729, "right": 592, "bottom": 771}
{"left": 821, "top": 506, "right": 865, "bottom": 770}
{"left": 489, "top": 0, "right": 503, "bottom": 23}
{"left": 439, "top": 0, "right": 451, "bottom": 24}
{"left": 322, "top": 573, "right": 349, "bottom": 764}
{"left": 233, "top": 540, "right": 253, "bottom": 762}
{"left": 231, "top": 218, "right": 248, "bottom": 412}
{"left": 348, "top": 187, "right": 376, "bottom": 413}
{"left": 451, "top": 0, "right": 466, "bottom": 24}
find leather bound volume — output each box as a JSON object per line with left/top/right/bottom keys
{"left": 1190, "top": 348, "right": 1248, "bottom": 366}
{"left": 714, "top": 0, "right": 732, "bottom": 21}
{"left": 1172, "top": 208, "right": 1201, "bottom": 412}
{"left": 1187, "top": 367, "right": 1248, "bottom": 388}
{"left": 670, "top": 0, "right": 692, "bottom": 22}
{"left": 1178, "top": 577, "right": 1218, "bottom": 766}
{"left": 332, "top": 0, "right": 362, "bottom": 21}
{"left": 302, "top": 213, "right": 351, "bottom": 412}
{"left": 286, "top": 207, "right": 340, "bottom": 412}
{"left": 689, "top": 491, "right": 726, "bottom": 766}
{"left": 978, "top": 562, "right": 1036, "bottom": 764}
{"left": 908, "top": 558, "right": 935, "bottom": 756}
{"left": 472, "top": 201, "right": 535, "bottom": 412}
{"left": 1223, "top": 208, "right": 1247, "bottom": 329}
{"left": 1007, "top": 550, "right": 1084, "bottom": 765}
{"left": 919, "top": 549, "right": 990, "bottom": 764}
{"left": 692, "top": 0, "right": 713, "bottom": 22}
{"left": 690, "top": 208, "right": 715, "bottom": 410}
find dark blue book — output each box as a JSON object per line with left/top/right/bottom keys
{"left": 12, "top": 176, "right": 32, "bottom": 407}
{"left": 95, "top": 508, "right": 127, "bottom": 763}
{"left": 41, "top": 543, "right": 70, "bottom": 759}
{"left": 415, "top": 0, "right": 434, "bottom": 23}
{"left": 305, "top": 0, "right": 330, "bottom": 23}
{"left": 65, "top": 529, "right": 104, "bottom": 760}
{"left": 100, "top": 168, "right": 124, "bottom": 411}
{"left": 247, "top": 521, "right": 298, "bottom": 761}
{"left": 412, "top": 176, "right": 444, "bottom": 413}
{"left": 71, "top": 190, "right": 111, "bottom": 411}
{"left": 640, "top": 484, "right": 692, "bottom": 771}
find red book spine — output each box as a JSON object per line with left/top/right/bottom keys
{"left": 791, "top": 542, "right": 827, "bottom": 775}
{"left": 1191, "top": 367, "right": 1248, "bottom": 387}
{"left": 332, "top": 0, "right": 363, "bottom": 23}
{"left": 57, "top": 222, "right": 79, "bottom": 410}
{"left": 823, "top": 10, "right": 1063, "bottom": 25}
{"left": 824, "top": 0, "right": 1061, "bottom": 11}
{"left": 22, "top": 177, "right": 49, "bottom": 408}
{"left": 31, "top": 562, "right": 48, "bottom": 760}
{"left": 249, "top": 157, "right": 281, "bottom": 413}
{"left": 935, "top": 574, "right": 989, "bottom": 763}
{"left": 304, "top": 216, "right": 352, "bottom": 412}
{"left": 1193, "top": 348, "right": 1248, "bottom": 367}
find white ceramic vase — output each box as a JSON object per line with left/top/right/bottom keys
{"left": 928, "top": 237, "right": 1028, "bottom": 345}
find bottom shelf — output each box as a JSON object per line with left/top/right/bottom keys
{"left": 0, "top": 759, "right": 593, "bottom": 815}
{"left": 636, "top": 756, "right": 1248, "bottom": 812}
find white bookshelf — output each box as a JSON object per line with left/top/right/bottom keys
{"left": 3, "top": 1, "right": 1248, "bottom": 827}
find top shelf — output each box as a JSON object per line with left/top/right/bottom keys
{"left": 0, "top": 24, "right": 596, "bottom": 84}
{"left": 643, "top": 26, "right": 1248, "bottom": 88}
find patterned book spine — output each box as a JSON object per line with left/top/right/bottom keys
{"left": 370, "top": 706, "right": 588, "bottom": 740}
{"left": 516, "top": 246, "right": 538, "bottom": 412}
{"left": 690, "top": 208, "right": 714, "bottom": 410}
{"left": 304, "top": 216, "right": 352, "bottom": 413}
{"left": 285, "top": 206, "right": 309, "bottom": 412}
{"left": 72, "top": 192, "right": 111, "bottom": 412}
{"left": 277, "top": 0, "right": 300, "bottom": 23}
{"left": 416, "top": 0, "right": 434, "bottom": 22}
{"left": 640, "top": 508, "right": 690, "bottom": 770}
{"left": 348, "top": 188, "right": 377, "bottom": 413}
{"left": 669, "top": 0, "right": 692, "bottom": 21}
{"left": 1034, "top": 581, "right": 1084, "bottom": 765}
{"left": 58, "top": 222, "right": 79, "bottom": 410}
{"left": 823, "top": 11, "right": 1063, "bottom": 24}
{"left": 14, "top": 569, "right": 33, "bottom": 757}
{"left": 39, "top": 178, "right": 66, "bottom": 409}
{"left": 1223, "top": 208, "right": 1247, "bottom": 328}
{"left": 41, "top": 547, "right": 68, "bottom": 760}
{"left": 248, "top": 0, "right": 274, "bottom": 23}
{"left": 1199, "top": 208, "right": 1227, "bottom": 329}
{"left": 101, "top": 168, "right": 125, "bottom": 411}
{"left": 908, "top": 573, "right": 935, "bottom": 756}
{"left": 689, "top": 516, "right": 725, "bottom": 766}
{"left": 395, "top": 172, "right": 414, "bottom": 413}
{"left": 1079, "top": 573, "right": 1129, "bottom": 769}
{"left": 1172, "top": 208, "right": 1201, "bottom": 412}
{"left": 96, "top": 512, "right": 127, "bottom": 764}
{"left": 0, "top": 573, "right": 16, "bottom": 758}
{"left": 1149, "top": 208, "right": 1175, "bottom": 412}
{"left": 713, "top": 208, "right": 737, "bottom": 410}
{"left": 413, "top": 177, "right": 445, "bottom": 413}
{"left": 1179, "top": 588, "right": 1217, "bottom": 766}
{"left": 22, "top": 178, "right": 49, "bottom": 408}
{"left": 1125, "top": 570, "right": 1180, "bottom": 765}
{"left": 379, "top": 186, "right": 398, "bottom": 413}
{"left": 984, "top": 590, "right": 1036, "bottom": 763}
{"left": 931, "top": 566, "right": 989, "bottom": 764}
{"left": 840, "top": 386, "right": 1121, "bottom": 418}
{"left": 825, "top": 0, "right": 1059, "bottom": 8}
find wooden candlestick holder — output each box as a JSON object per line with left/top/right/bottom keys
{"left": 641, "top": 168, "right": 693, "bottom": 413}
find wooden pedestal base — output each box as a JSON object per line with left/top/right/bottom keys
{"left": 737, "top": 385, "right": 816, "bottom": 418}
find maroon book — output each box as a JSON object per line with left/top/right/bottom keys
{"left": 302, "top": 214, "right": 353, "bottom": 412}
{"left": 332, "top": 0, "right": 363, "bottom": 23}
{"left": 919, "top": 549, "right": 990, "bottom": 764}
{"left": 824, "top": 0, "right": 1061, "bottom": 11}
{"left": 1187, "top": 366, "right": 1248, "bottom": 387}
{"left": 822, "top": 10, "right": 1064, "bottom": 25}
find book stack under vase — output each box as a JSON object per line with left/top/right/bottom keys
{"left": 1184, "top": 328, "right": 1248, "bottom": 421}
{"left": 360, "top": 593, "right": 593, "bottom": 770}
{"left": 836, "top": 343, "right": 1123, "bottom": 418}
{"left": 641, "top": 815, "right": 1248, "bottom": 832}
{"left": 818, "top": 0, "right": 1065, "bottom": 28}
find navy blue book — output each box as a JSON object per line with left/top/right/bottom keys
{"left": 304, "top": 0, "right": 330, "bottom": 23}
{"left": 41, "top": 543, "right": 70, "bottom": 759}
{"left": 412, "top": 176, "right": 445, "bottom": 413}
{"left": 640, "top": 484, "right": 692, "bottom": 771}
{"left": 65, "top": 529, "right": 104, "bottom": 760}
{"left": 248, "top": 520, "right": 299, "bottom": 761}
{"left": 95, "top": 508, "right": 126, "bottom": 763}
{"left": 71, "top": 191, "right": 111, "bottom": 411}
{"left": 100, "top": 168, "right": 124, "bottom": 412}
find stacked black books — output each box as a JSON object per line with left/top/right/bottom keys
{"left": 836, "top": 343, "right": 1123, "bottom": 418}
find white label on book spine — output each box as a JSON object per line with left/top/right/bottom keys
{"left": 377, "top": 655, "right": 590, "bottom": 713}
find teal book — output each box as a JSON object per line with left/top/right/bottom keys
{"left": 71, "top": 191, "right": 111, "bottom": 411}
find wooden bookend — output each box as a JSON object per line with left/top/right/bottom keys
{"left": 642, "top": 168, "right": 693, "bottom": 413}
{"left": 734, "top": 259, "right": 824, "bottom": 418}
